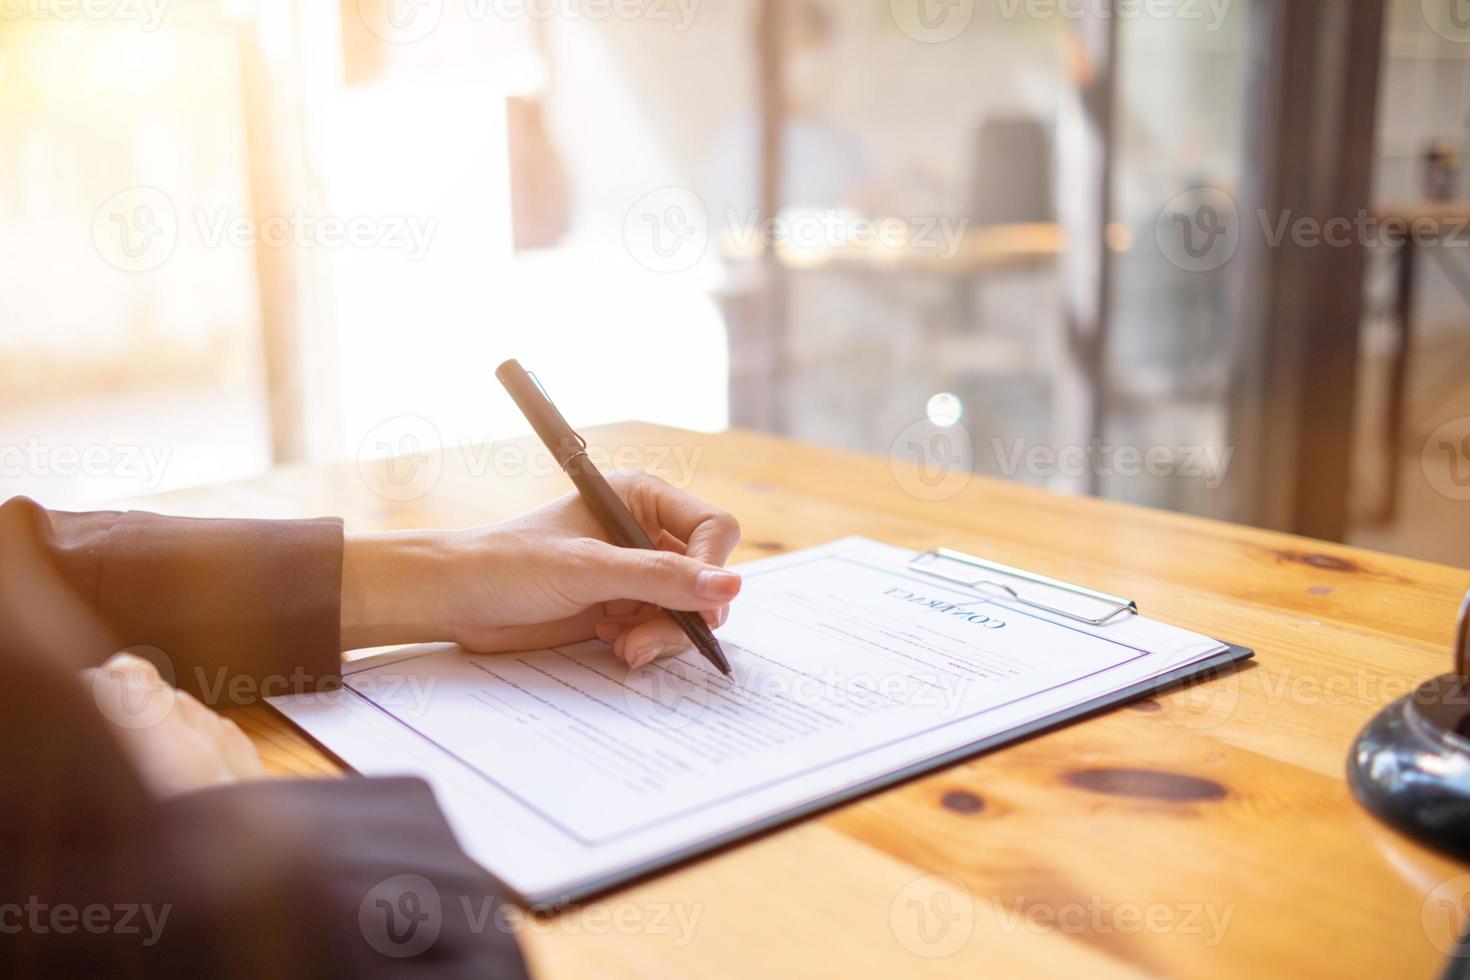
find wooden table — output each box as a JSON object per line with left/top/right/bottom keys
{"left": 123, "top": 422, "right": 1470, "bottom": 979}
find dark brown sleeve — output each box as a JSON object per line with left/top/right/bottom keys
{"left": 0, "top": 500, "right": 530, "bottom": 979}
{"left": 0, "top": 496, "right": 344, "bottom": 701}
{"left": 0, "top": 643, "right": 529, "bottom": 980}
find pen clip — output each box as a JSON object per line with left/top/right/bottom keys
{"left": 527, "top": 370, "right": 587, "bottom": 453}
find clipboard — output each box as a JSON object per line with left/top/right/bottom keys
{"left": 269, "top": 538, "right": 1255, "bottom": 908}
{"left": 521, "top": 546, "right": 1254, "bottom": 906}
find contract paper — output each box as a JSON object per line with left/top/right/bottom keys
{"left": 269, "top": 536, "right": 1235, "bottom": 904}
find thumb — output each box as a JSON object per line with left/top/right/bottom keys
{"left": 571, "top": 540, "right": 742, "bottom": 610}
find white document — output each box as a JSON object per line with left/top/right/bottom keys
{"left": 270, "top": 537, "right": 1236, "bottom": 904}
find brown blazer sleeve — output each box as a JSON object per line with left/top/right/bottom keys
{"left": 0, "top": 496, "right": 530, "bottom": 979}
{"left": 0, "top": 496, "right": 344, "bottom": 701}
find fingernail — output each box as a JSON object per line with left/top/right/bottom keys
{"left": 695, "top": 569, "right": 741, "bottom": 601}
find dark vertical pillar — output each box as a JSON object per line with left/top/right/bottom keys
{"left": 1225, "top": 0, "right": 1385, "bottom": 540}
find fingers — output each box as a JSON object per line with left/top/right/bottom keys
{"left": 608, "top": 471, "right": 741, "bottom": 566}
{"left": 597, "top": 611, "right": 702, "bottom": 669}
{"left": 567, "top": 538, "right": 742, "bottom": 611}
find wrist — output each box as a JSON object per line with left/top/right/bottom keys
{"left": 340, "top": 529, "right": 456, "bottom": 650}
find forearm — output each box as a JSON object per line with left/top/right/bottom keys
{"left": 1, "top": 497, "right": 343, "bottom": 696}
{"left": 340, "top": 529, "right": 457, "bottom": 650}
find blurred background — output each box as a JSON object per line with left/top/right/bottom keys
{"left": 2, "top": 0, "right": 1468, "bottom": 565}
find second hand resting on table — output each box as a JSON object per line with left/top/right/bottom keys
{"left": 91, "top": 470, "right": 743, "bottom": 797}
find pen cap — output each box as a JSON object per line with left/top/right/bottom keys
{"left": 495, "top": 359, "right": 584, "bottom": 468}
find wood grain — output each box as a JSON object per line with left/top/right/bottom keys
{"left": 123, "top": 422, "right": 1470, "bottom": 979}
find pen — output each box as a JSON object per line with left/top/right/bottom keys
{"left": 495, "top": 359, "right": 733, "bottom": 677}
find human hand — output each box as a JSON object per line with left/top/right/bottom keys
{"left": 341, "top": 471, "right": 742, "bottom": 668}
{"left": 87, "top": 652, "right": 267, "bottom": 798}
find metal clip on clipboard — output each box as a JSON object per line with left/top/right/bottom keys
{"left": 906, "top": 547, "right": 1137, "bottom": 627}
